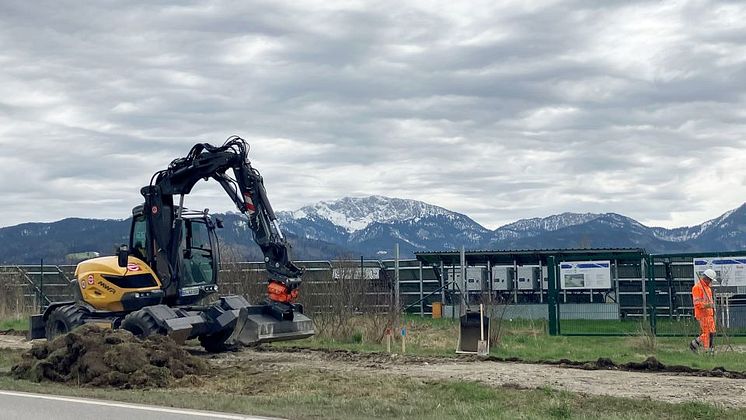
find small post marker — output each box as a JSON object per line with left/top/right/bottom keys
{"left": 386, "top": 328, "right": 392, "bottom": 353}
{"left": 401, "top": 327, "right": 407, "bottom": 354}
{"left": 477, "top": 304, "right": 488, "bottom": 356}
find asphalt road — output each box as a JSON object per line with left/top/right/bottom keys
{"left": 0, "top": 390, "right": 278, "bottom": 420}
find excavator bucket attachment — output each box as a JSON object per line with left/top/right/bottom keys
{"left": 229, "top": 305, "right": 315, "bottom": 346}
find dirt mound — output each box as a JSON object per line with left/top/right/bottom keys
{"left": 11, "top": 325, "right": 209, "bottom": 388}
{"left": 0, "top": 329, "right": 26, "bottom": 336}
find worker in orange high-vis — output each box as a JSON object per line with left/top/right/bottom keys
{"left": 690, "top": 268, "right": 717, "bottom": 353}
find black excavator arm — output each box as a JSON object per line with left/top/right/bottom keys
{"left": 140, "top": 136, "right": 303, "bottom": 315}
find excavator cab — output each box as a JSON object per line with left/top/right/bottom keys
{"left": 130, "top": 205, "right": 220, "bottom": 306}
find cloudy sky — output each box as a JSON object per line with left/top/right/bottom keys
{"left": 1, "top": 0, "right": 746, "bottom": 230}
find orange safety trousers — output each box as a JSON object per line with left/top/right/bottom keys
{"left": 697, "top": 316, "right": 716, "bottom": 348}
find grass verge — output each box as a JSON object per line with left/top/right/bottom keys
{"left": 0, "top": 347, "right": 742, "bottom": 420}
{"left": 271, "top": 315, "right": 746, "bottom": 372}
{"left": 0, "top": 317, "right": 27, "bottom": 332}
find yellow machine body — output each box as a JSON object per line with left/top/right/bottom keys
{"left": 74, "top": 256, "right": 162, "bottom": 312}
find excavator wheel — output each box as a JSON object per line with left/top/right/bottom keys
{"left": 198, "top": 329, "right": 233, "bottom": 353}
{"left": 45, "top": 305, "right": 86, "bottom": 340}
{"left": 121, "top": 309, "right": 163, "bottom": 338}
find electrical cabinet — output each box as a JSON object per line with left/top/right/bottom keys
{"left": 516, "top": 266, "right": 541, "bottom": 290}
{"left": 447, "top": 267, "right": 487, "bottom": 292}
{"left": 492, "top": 266, "right": 515, "bottom": 291}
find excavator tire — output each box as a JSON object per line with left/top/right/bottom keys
{"left": 121, "top": 309, "right": 163, "bottom": 338}
{"left": 45, "top": 304, "right": 86, "bottom": 340}
{"left": 198, "top": 329, "right": 233, "bottom": 353}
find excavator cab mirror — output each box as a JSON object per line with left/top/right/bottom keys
{"left": 215, "top": 217, "right": 224, "bottom": 229}
{"left": 116, "top": 245, "right": 129, "bottom": 267}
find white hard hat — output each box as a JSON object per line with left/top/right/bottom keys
{"left": 702, "top": 269, "right": 718, "bottom": 282}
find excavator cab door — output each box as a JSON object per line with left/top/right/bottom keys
{"left": 176, "top": 217, "right": 219, "bottom": 304}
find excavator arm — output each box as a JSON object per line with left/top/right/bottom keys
{"left": 140, "top": 136, "right": 303, "bottom": 313}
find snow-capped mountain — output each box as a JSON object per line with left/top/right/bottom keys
{"left": 649, "top": 208, "right": 738, "bottom": 242}
{"left": 3, "top": 197, "right": 746, "bottom": 264}
{"left": 488, "top": 212, "right": 693, "bottom": 252}
{"left": 284, "top": 196, "right": 456, "bottom": 233}
{"left": 492, "top": 213, "right": 602, "bottom": 241}
{"left": 278, "top": 197, "right": 746, "bottom": 256}
{"left": 277, "top": 196, "right": 491, "bottom": 256}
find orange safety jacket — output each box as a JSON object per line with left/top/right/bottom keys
{"left": 692, "top": 280, "right": 714, "bottom": 319}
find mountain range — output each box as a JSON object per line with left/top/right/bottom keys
{"left": 2, "top": 195, "right": 745, "bottom": 264}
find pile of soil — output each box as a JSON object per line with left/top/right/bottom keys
{"left": 11, "top": 325, "right": 209, "bottom": 388}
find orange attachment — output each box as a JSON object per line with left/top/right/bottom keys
{"left": 267, "top": 281, "right": 298, "bottom": 303}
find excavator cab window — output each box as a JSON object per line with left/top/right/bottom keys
{"left": 130, "top": 214, "right": 148, "bottom": 261}
{"left": 180, "top": 218, "right": 217, "bottom": 287}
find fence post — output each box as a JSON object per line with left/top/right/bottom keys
{"left": 394, "top": 243, "right": 400, "bottom": 324}
{"left": 418, "top": 260, "right": 424, "bottom": 317}
{"left": 547, "top": 256, "right": 559, "bottom": 336}
{"left": 641, "top": 257, "right": 647, "bottom": 322}
{"left": 39, "top": 258, "right": 44, "bottom": 313}
{"left": 647, "top": 254, "right": 657, "bottom": 334}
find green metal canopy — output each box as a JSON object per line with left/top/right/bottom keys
{"left": 414, "top": 248, "right": 647, "bottom": 266}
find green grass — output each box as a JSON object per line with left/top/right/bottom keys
{"left": 4, "top": 314, "right": 746, "bottom": 419}
{"left": 272, "top": 315, "right": 746, "bottom": 372}
{"left": 0, "top": 317, "right": 27, "bottom": 332}
{"left": 559, "top": 318, "right": 746, "bottom": 336}
{"left": 0, "top": 347, "right": 743, "bottom": 420}
{"left": 0, "top": 349, "right": 21, "bottom": 372}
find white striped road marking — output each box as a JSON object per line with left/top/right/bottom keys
{"left": 0, "top": 390, "right": 278, "bottom": 419}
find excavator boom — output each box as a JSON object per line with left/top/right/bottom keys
{"left": 139, "top": 136, "right": 313, "bottom": 345}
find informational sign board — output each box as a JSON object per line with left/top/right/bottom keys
{"left": 693, "top": 257, "right": 746, "bottom": 286}
{"left": 559, "top": 261, "right": 612, "bottom": 289}
{"left": 332, "top": 267, "right": 380, "bottom": 280}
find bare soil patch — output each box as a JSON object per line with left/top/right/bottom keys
{"left": 0, "top": 335, "right": 30, "bottom": 350}
{"left": 11, "top": 325, "right": 209, "bottom": 388}
{"left": 8, "top": 331, "right": 746, "bottom": 407}
{"left": 213, "top": 347, "right": 746, "bottom": 408}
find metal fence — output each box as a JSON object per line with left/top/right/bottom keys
{"left": 0, "top": 264, "right": 75, "bottom": 317}
{"left": 544, "top": 252, "right": 746, "bottom": 336}
{"left": 4, "top": 249, "right": 746, "bottom": 339}
{"left": 414, "top": 249, "right": 746, "bottom": 337}
{"left": 0, "top": 258, "right": 441, "bottom": 318}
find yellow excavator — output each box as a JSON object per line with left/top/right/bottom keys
{"left": 29, "top": 136, "right": 314, "bottom": 351}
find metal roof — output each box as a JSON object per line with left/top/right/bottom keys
{"left": 414, "top": 248, "right": 647, "bottom": 266}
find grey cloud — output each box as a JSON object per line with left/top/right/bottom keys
{"left": 2, "top": 0, "right": 746, "bottom": 230}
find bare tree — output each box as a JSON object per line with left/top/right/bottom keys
{"left": 0, "top": 268, "right": 26, "bottom": 318}
{"left": 301, "top": 258, "right": 396, "bottom": 343}
{"left": 216, "top": 247, "right": 265, "bottom": 302}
